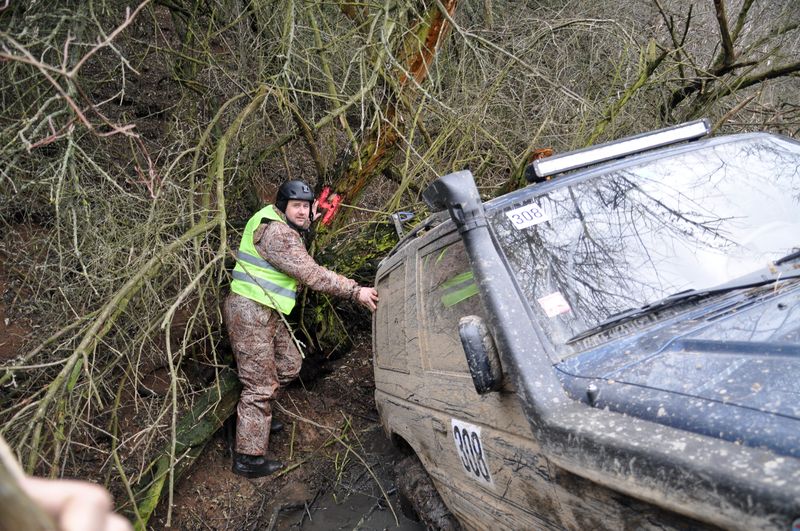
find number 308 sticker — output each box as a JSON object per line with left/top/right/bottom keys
{"left": 451, "top": 418, "right": 494, "bottom": 486}
{"left": 505, "top": 202, "right": 550, "bottom": 230}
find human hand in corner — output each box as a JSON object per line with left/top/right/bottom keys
{"left": 1, "top": 436, "right": 132, "bottom": 531}
{"left": 20, "top": 476, "right": 133, "bottom": 531}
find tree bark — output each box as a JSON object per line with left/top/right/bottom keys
{"left": 322, "top": 0, "right": 459, "bottom": 236}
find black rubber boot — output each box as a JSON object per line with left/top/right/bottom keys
{"left": 270, "top": 420, "right": 284, "bottom": 434}
{"left": 232, "top": 453, "right": 283, "bottom": 478}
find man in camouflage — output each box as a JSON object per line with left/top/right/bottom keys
{"left": 224, "top": 180, "right": 379, "bottom": 478}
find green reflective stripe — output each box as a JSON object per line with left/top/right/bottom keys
{"left": 231, "top": 270, "right": 296, "bottom": 300}
{"left": 441, "top": 271, "right": 474, "bottom": 290}
{"left": 236, "top": 250, "right": 276, "bottom": 271}
{"left": 442, "top": 281, "right": 478, "bottom": 308}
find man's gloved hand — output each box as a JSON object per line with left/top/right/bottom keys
{"left": 356, "top": 287, "right": 379, "bottom": 312}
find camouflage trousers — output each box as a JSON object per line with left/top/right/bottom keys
{"left": 223, "top": 293, "right": 302, "bottom": 456}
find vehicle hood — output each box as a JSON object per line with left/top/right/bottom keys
{"left": 556, "top": 282, "right": 800, "bottom": 420}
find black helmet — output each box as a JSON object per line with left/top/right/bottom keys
{"left": 275, "top": 180, "right": 314, "bottom": 212}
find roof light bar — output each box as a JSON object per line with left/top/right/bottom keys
{"left": 531, "top": 119, "right": 711, "bottom": 181}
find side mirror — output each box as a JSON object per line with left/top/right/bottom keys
{"left": 458, "top": 315, "right": 503, "bottom": 394}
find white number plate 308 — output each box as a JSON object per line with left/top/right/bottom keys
{"left": 451, "top": 418, "right": 494, "bottom": 486}
{"left": 505, "top": 202, "right": 550, "bottom": 230}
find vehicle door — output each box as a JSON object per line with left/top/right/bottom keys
{"left": 416, "top": 232, "right": 561, "bottom": 529}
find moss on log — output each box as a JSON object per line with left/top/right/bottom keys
{"left": 132, "top": 369, "right": 241, "bottom": 530}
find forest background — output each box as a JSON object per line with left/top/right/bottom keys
{"left": 1, "top": 0, "right": 798, "bottom": 529}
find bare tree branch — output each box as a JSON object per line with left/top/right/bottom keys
{"left": 713, "top": 0, "right": 736, "bottom": 68}
{"left": 731, "top": 0, "right": 756, "bottom": 42}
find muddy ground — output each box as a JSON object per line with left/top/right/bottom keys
{"left": 151, "top": 332, "right": 425, "bottom": 531}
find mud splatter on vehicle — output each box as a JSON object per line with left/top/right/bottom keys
{"left": 373, "top": 121, "right": 800, "bottom": 530}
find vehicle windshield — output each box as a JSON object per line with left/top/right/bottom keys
{"left": 488, "top": 135, "right": 800, "bottom": 356}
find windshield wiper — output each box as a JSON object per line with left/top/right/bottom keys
{"left": 774, "top": 248, "right": 800, "bottom": 266}
{"left": 567, "top": 268, "right": 800, "bottom": 344}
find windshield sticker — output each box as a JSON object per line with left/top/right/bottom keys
{"left": 451, "top": 418, "right": 494, "bottom": 487}
{"left": 505, "top": 202, "right": 550, "bottom": 230}
{"left": 537, "top": 292, "right": 571, "bottom": 317}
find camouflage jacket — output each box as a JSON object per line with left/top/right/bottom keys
{"left": 252, "top": 218, "right": 360, "bottom": 301}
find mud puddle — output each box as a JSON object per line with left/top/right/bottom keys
{"left": 270, "top": 426, "right": 423, "bottom": 531}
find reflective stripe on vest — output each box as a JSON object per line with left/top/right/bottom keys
{"left": 230, "top": 205, "right": 298, "bottom": 314}
{"left": 230, "top": 270, "right": 297, "bottom": 300}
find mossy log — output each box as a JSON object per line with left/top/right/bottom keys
{"left": 131, "top": 369, "right": 241, "bottom": 530}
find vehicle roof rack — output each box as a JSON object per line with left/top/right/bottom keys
{"left": 528, "top": 119, "right": 711, "bottom": 182}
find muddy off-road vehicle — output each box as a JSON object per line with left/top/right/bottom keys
{"left": 372, "top": 120, "right": 800, "bottom": 530}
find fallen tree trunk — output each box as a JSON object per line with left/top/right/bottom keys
{"left": 321, "top": 0, "right": 459, "bottom": 237}
{"left": 297, "top": 1, "right": 459, "bottom": 354}
{"left": 131, "top": 369, "right": 241, "bottom": 530}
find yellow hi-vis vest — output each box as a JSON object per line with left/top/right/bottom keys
{"left": 230, "top": 205, "right": 297, "bottom": 314}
